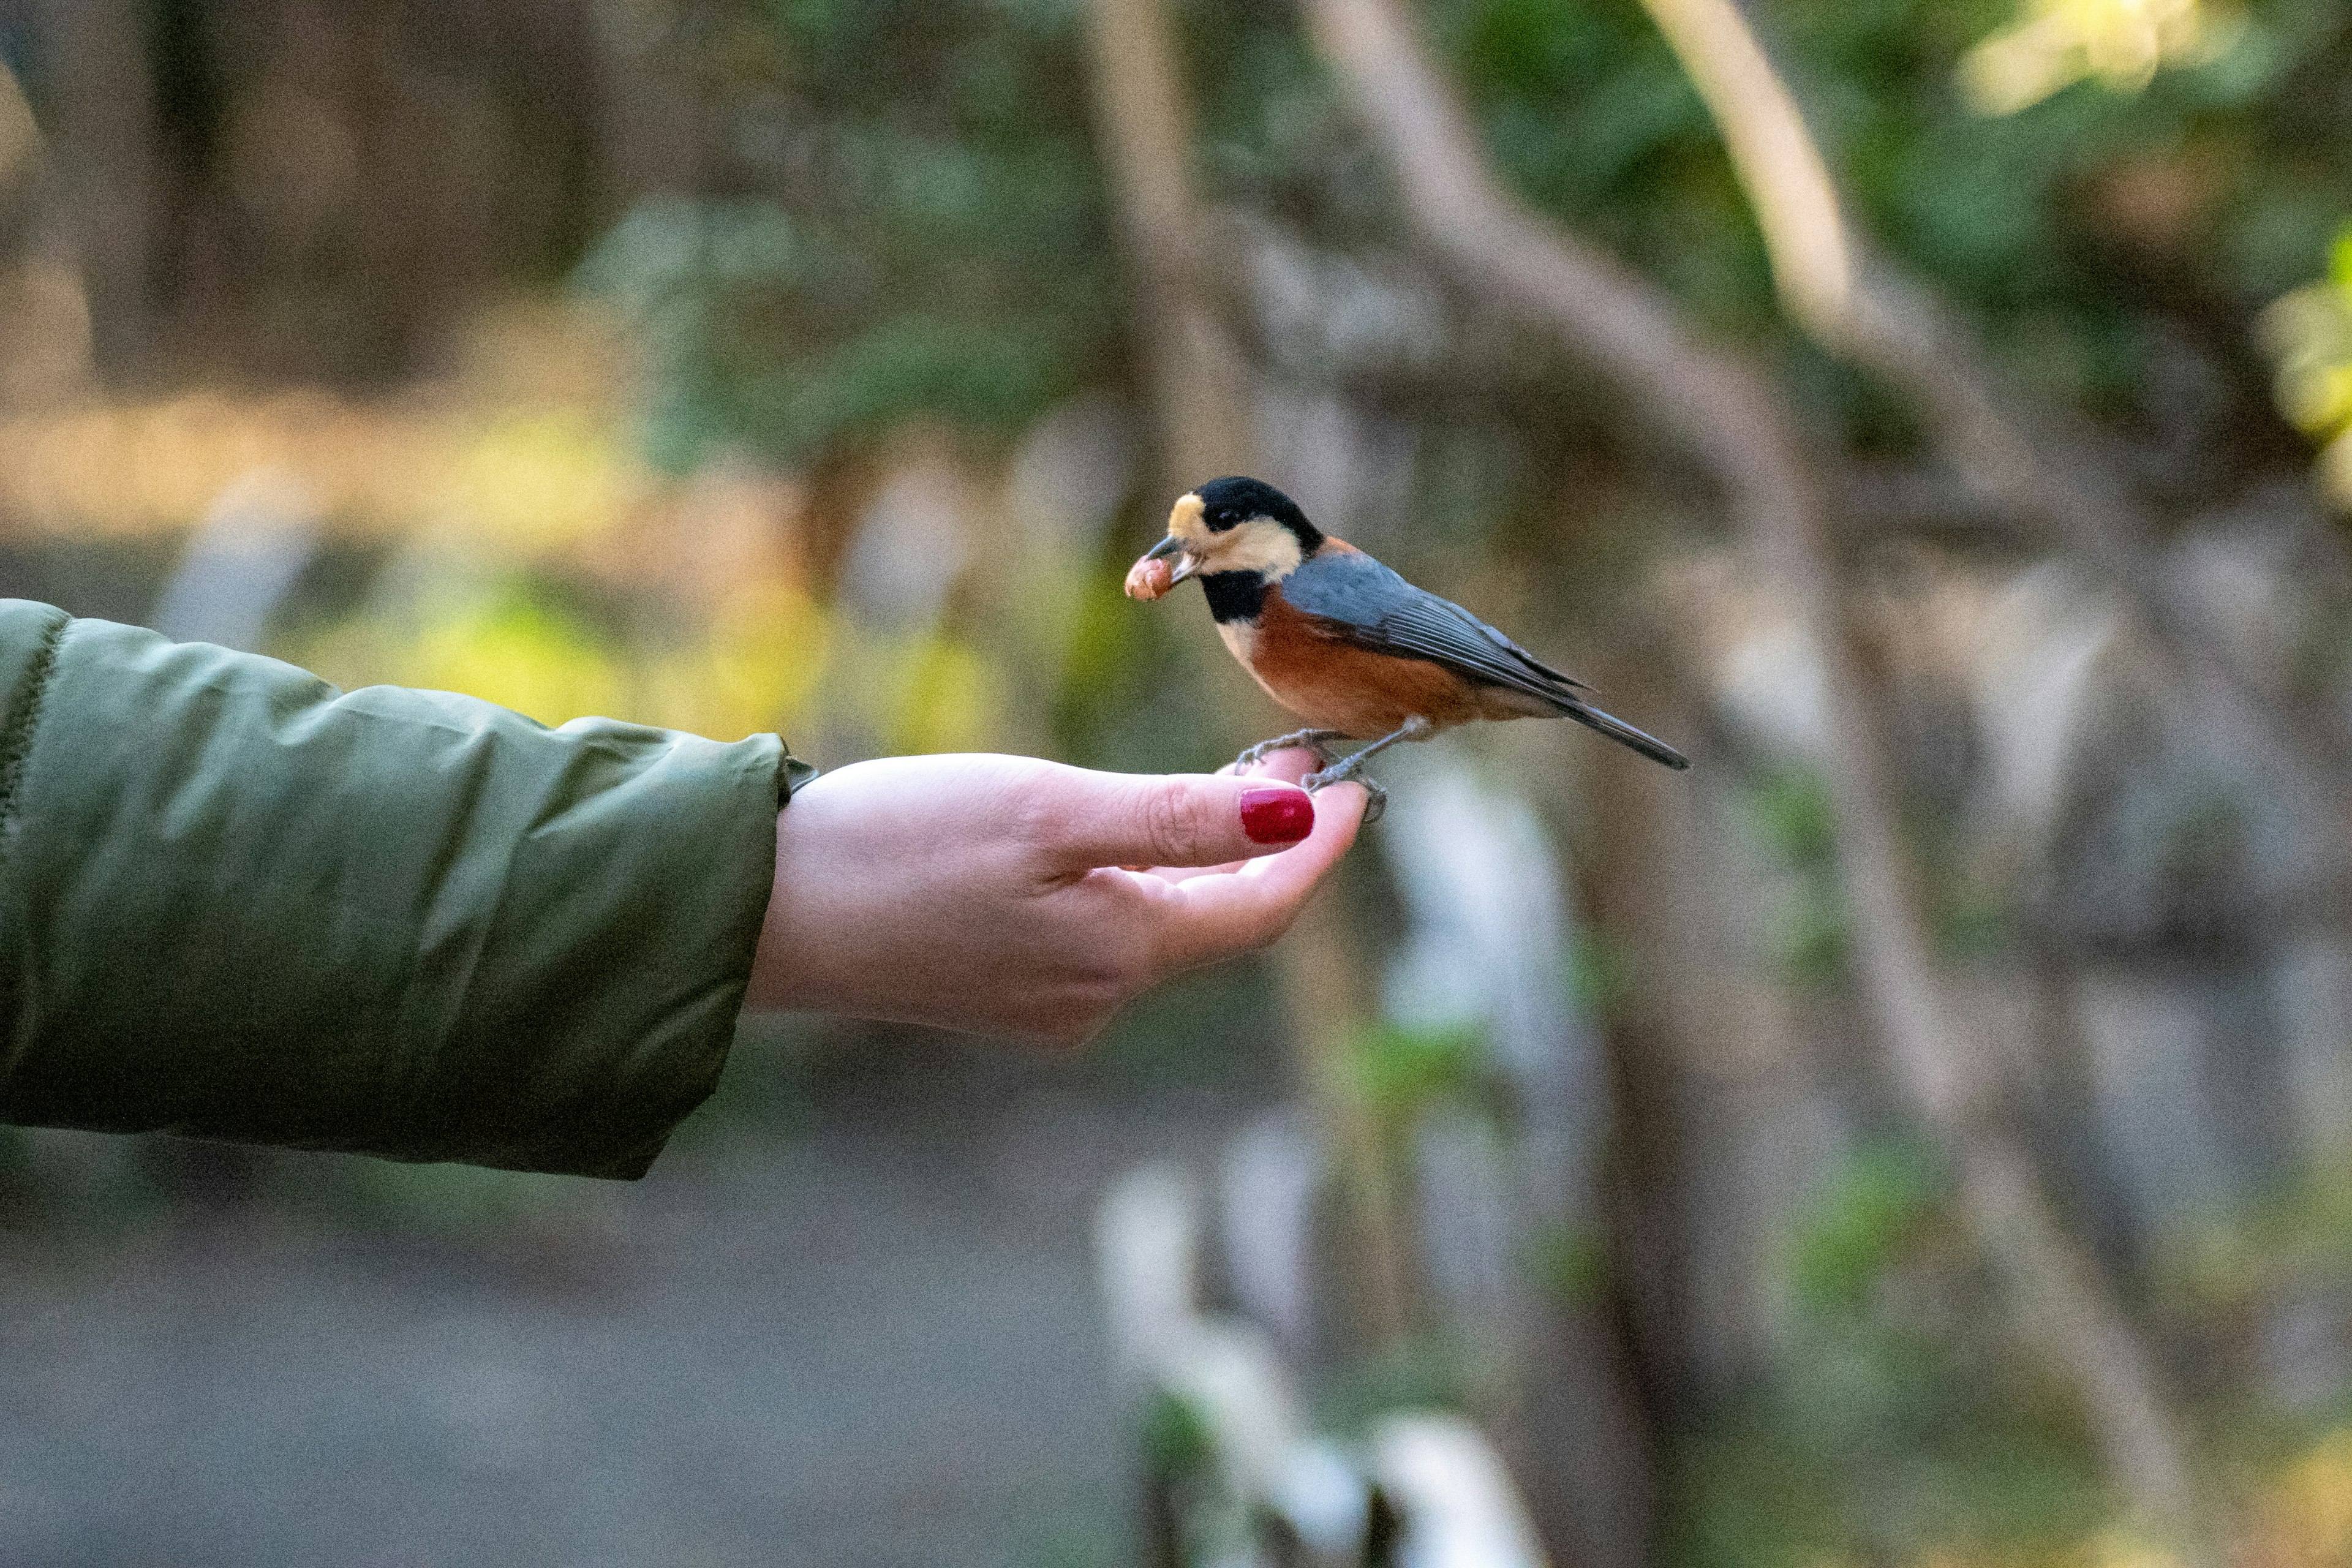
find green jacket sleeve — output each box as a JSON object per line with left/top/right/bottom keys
{"left": 0, "top": 599, "right": 809, "bottom": 1179}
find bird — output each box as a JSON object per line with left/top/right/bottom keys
{"left": 1124, "top": 476, "right": 1688, "bottom": 819}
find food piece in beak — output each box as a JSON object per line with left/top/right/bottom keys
{"left": 1125, "top": 554, "right": 1175, "bottom": 600}
{"left": 1124, "top": 535, "right": 1195, "bottom": 600}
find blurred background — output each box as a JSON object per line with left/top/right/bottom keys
{"left": 0, "top": 0, "right": 2350, "bottom": 1562}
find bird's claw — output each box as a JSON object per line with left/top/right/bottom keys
{"left": 1235, "top": 727, "right": 1384, "bottom": 823}
{"left": 1232, "top": 729, "right": 1344, "bottom": 775}
{"left": 1303, "top": 766, "right": 1385, "bottom": 827}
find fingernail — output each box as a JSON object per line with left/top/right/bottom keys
{"left": 1240, "top": 786, "right": 1314, "bottom": 844}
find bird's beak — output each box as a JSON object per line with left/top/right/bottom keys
{"left": 1144, "top": 533, "right": 1200, "bottom": 586}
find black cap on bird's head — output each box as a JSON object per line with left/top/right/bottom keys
{"left": 1125, "top": 476, "right": 1324, "bottom": 601}
{"left": 1192, "top": 477, "right": 1323, "bottom": 550}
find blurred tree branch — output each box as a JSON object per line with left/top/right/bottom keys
{"left": 1297, "top": 0, "right": 2219, "bottom": 1551}
{"left": 1636, "top": 0, "right": 2352, "bottom": 809}
{"left": 1081, "top": 0, "right": 1254, "bottom": 483}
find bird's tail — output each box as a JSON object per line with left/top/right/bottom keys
{"left": 1559, "top": 697, "right": 1690, "bottom": 770}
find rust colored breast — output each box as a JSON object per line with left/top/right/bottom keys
{"left": 1238, "top": 589, "right": 1492, "bottom": 737}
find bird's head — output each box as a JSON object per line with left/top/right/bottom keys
{"left": 1125, "top": 476, "right": 1325, "bottom": 600}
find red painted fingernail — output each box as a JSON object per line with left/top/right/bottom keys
{"left": 1240, "top": 787, "right": 1314, "bottom": 844}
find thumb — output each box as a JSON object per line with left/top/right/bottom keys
{"left": 1041, "top": 769, "right": 1317, "bottom": 871}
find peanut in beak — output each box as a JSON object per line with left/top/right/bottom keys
{"left": 1124, "top": 552, "right": 1177, "bottom": 600}
{"left": 1126, "top": 533, "right": 1197, "bottom": 600}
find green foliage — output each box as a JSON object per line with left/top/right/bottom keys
{"left": 1349, "top": 1020, "right": 1492, "bottom": 1126}
{"left": 1139, "top": 1388, "right": 1219, "bottom": 1477}
{"left": 1668, "top": 1141, "right": 2113, "bottom": 1568}
{"left": 1567, "top": 927, "right": 1635, "bottom": 1017}
{"left": 1752, "top": 767, "right": 1840, "bottom": 867}
{"left": 1422, "top": 0, "right": 2352, "bottom": 460}
{"left": 1675, "top": 1395, "right": 2109, "bottom": 1568}
{"left": 1934, "top": 888, "right": 2015, "bottom": 960}
{"left": 1790, "top": 1140, "right": 1946, "bottom": 1312}
{"left": 1798, "top": 0, "right": 2346, "bottom": 300}
{"left": 2165, "top": 1153, "right": 2352, "bottom": 1313}
{"left": 551, "top": 0, "right": 2352, "bottom": 573}
{"left": 1529, "top": 1220, "right": 1614, "bottom": 1306}
{"left": 1778, "top": 887, "right": 1854, "bottom": 986}
{"left": 1316, "top": 1331, "right": 1487, "bottom": 1435}
{"left": 1672, "top": 1422, "right": 1847, "bottom": 1568}
{"left": 1089, "top": 957, "right": 1287, "bottom": 1090}
{"left": 571, "top": 0, "right": 2352, "bottom": 567}
{"left": 2259, "top": 215, "right": 2352, "bottom": 508}
{"left": 1746, "top": 769, "right": 1857, "bottom": 984}
{"left": 1436, "top": 0, "right": 1770, "bottom": 325}
{"left": 1747, "top": 767, "right": 2019, "bottom": 974}
{"left": 577, "top": 1, "right": 1117, "bottom": 470}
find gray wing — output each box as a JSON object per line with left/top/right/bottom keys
{"left": 1278, "top": 549, "right": 1591, "bottom": 705}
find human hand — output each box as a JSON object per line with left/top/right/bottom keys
{"left": 744, "top": 750, "right": 1366, "bottom": 1045}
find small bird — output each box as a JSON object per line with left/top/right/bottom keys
{"left": 1125, "top": 476, "right": 1688, "bottom": 816}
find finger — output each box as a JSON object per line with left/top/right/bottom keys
{"left": 1148, "top": 778, "right": 1369, "bottom": 971}
{"left": 1044, "top": 767, "right": 1318, "bottom": 873}
{"left": 1151, "top": 749, "right": 1329, "bottom": 880}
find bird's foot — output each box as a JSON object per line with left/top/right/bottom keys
{"left": 1302, "top": 762, "right": 1386, "bottom": 827}
{"left": 1232, "top": 728, "right": 1346, "bottom": 775}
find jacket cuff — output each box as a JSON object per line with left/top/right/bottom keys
{"left": 780, "top": 748, "right": 820, "bottom": 802}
